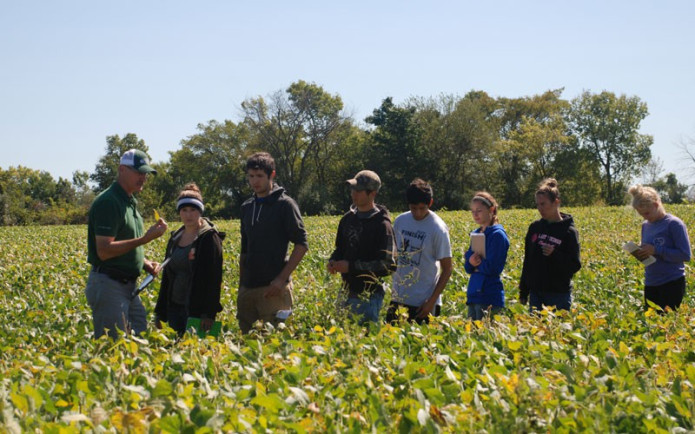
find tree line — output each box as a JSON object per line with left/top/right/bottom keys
{"left": 1, "top": 80, "right": 690, "bottom": 225}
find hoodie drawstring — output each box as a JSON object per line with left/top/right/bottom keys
{"left": 252, "top": 201, "right": 263, "bottom": 227}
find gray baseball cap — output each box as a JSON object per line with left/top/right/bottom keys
{"left": 346, "top": 170, "right": 381, "bottom": 191}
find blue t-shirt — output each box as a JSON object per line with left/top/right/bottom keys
{"left": 642, "top": 213, "right": 691, "bottom": 286}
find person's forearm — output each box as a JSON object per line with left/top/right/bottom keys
{"left": 96, "top": 237, "right": 148, "bottom": 261}
{"left": 275, "top": 244, "right": 308, "bottom": 283}
{"left": 96, "top": 220, "right": 166, "bottom": 261}
{"left": 657, "top": 245, "right": 691, "bottom": 263}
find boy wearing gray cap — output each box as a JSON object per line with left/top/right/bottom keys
{"left": 327, "top": 170, "right": 396, "bottom": 324}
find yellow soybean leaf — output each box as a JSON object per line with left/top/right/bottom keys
{"left": 10, "top": 393, "right": 29, "bottom": 413}
{"left": 128, "top": 340, "right": 138, "bottom": 354}
{"left": 23, "top": 384, "right": 43, "bottom": 407}
{"left": 154, "top": 209, "right": 161, "bottom": 221}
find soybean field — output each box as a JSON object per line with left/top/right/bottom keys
{"left": 1, "top": 205, "right": 695, "bottom": 432}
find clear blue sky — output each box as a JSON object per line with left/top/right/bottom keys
{"left": 2, "top": 1, "right": 694, "bottom": 183}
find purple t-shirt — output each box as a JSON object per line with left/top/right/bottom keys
{"left": 642, "top": 213, "right": 691, "bottom": 286}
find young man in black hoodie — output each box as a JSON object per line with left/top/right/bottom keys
{"left": 327, "top": 170, "right": 396, "bottom": 324}
{"left": 237, "top": 152, "right": 308, "bottom": 334}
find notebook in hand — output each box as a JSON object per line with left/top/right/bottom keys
{"left": 470, "top": 232, "right": 486, "bottom": 258}
{"left": 622, "top": 241, "right": 656, "bottom": 266}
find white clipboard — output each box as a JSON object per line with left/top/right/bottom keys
{"left": 622, "top": 241, "right": 656, "bottom": 266}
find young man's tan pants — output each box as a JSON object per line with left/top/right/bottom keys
{"left": 236, "top": 282, "right": 293, "bottom": 334}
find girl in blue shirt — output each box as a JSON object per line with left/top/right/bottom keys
{"left": 464, "top": 192, "right": 509, "bottom": 320}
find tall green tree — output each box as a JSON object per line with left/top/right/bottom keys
{"left": 552, "top": 145, "right": 603, "bottom": 206}
{"left": 72, "top": 170, "right": 91, "bottom": 191}
{"left": 410, "top": 91, "right": 497, "bottom": 210}
{"left": 364, "top": 97, "right": 429, "bottom": 209}
{"left": 568, "top": 91, "right": 653, "bottom": 205}
{"left": 166, "top": 120, "right": 251, "bottom": 219}
{"left": 651, "top": 173, "right": 688, "bottom": 204}
{"left": 90, "top": 133, "right": 150, "bottom": 192}
{"left": 241, "top": 80, "right": 356, "bottom": 214}
{"left": 0, "top": 166, "right": 38, "bottom": 225}
{"left": 134, "top": 161, "right": 173, "bottom": 221}
{"left": 0, "top": 166, "right": 85, "bottom": 225}
{"left": 71, "top": 170, "right": 96, "bottom": 212}
{"left": 491, "top": 89, "right": 569, "bottom": 207}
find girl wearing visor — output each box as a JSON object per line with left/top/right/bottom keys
{"left": 154, "top": 183, "right": 225, "bottom": 336}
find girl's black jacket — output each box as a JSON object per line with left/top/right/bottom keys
{"left": 154, "top": 218, "right": 225, "bottom": 321}
{"left": 519, "top": 213, "right": 581, "bottom": 299}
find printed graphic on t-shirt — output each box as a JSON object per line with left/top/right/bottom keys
{"left": 398, "top": 229, "right": 426, "bottom": 266}
{"left": 653, "top": 237, "right": 665, "bottom": 248}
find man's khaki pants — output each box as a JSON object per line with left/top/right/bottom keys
{"left": 236, "top": 282, "right": 293, "bottom": 334}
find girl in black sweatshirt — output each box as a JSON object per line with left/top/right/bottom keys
{"left": 519, "top": 178, "right": 581, "bottom": 312}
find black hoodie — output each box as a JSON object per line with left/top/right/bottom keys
{"left": 329, "top": 204, "right": 397, "bottom": 297}
{"left": 155, "top": 218, "right": 225, "bottom": 321}
{"left": 240, "top": 185, "right": 308, "bottom": 288}
{"left": 519, "top": 212, "right": 581, "bottom": 299}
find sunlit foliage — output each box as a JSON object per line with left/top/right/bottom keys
{"left": 1, "top": 206, "right": 694, "bottom": 431}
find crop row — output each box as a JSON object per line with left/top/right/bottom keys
{"left": 1, "top": 206, "right": 694, "bottom": 431}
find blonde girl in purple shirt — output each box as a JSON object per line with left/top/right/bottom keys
{"left": 629, "top": 184, "right": 691, "bottom": 311}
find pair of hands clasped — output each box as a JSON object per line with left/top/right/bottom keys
{"left": 539, "top": 243, "right": 556, "bottom": 257}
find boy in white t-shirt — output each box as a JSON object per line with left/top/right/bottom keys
{"left": 387, "top": 178, "right": 453, "bottom": 324}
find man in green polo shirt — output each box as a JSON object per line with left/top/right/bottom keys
{"left": 86, "top": 149, "right": 168, "bottom": 339}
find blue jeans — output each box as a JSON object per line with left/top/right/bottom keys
{"left": 529, "top": 291, "right": 571, "bottom": 312}
{"left": 85, "top": 271, "right": 147, "bottom": 339}
{"left": 467, "top": 304, "right": 503, "bottom": 320}
{"left": 344, "top": 292, "right": 384, "bottom": 324}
